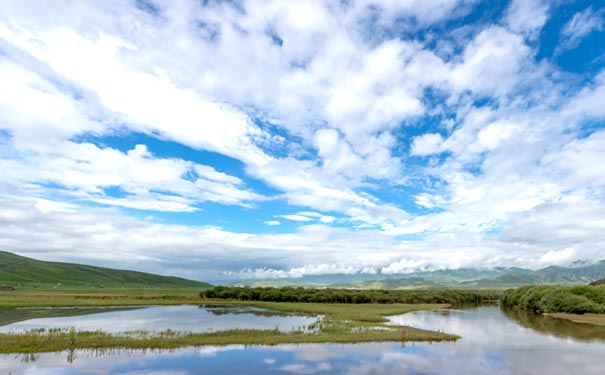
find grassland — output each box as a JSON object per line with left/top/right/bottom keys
{"left": 0, "top": 287, "right": 203, "bottom": 308}
{"left": 0, "top": 287, "right": 457, "bottom": 353}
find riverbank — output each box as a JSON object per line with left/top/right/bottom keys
{"left": 545, "top": 313, "right": 605, "bottom": 327}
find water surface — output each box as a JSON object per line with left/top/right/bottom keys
{"left": 3, "top": 306, "right": 605, "bottom": 374}
{"left": 0, "top": 304, "right": 318, "bottom": 333}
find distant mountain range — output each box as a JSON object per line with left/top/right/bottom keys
{"left": 240, "top": 261, "right": 605, "bottom": 290}
{"left": 3, "top": 249, "right": 603, "bottom": 290}
{"left": 0, "top": 251, "right": 211, "bottom": 288}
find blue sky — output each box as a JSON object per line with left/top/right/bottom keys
{"left": 0, "top": 0, "right": 604, "bottom": 282}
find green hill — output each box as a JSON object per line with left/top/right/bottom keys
{"left": 0, "top": 251, "right": 211, "bottom": 288}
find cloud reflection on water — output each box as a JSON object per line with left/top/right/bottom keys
{"left": 2, "top": 307, "right": 605, "bottom": 375}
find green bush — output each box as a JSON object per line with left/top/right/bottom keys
{"left": 199, "top": 287, "right": 499, "bottom": 305}
{"left": 501, "top": 285, "right": 605, "bottom": 314}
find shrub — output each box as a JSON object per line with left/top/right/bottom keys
{"left": 501, "top": 285, "right": 605, "bottom": 314}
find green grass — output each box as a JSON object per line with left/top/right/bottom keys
{"left": 244, "top": 301, "right": 447, "bottom": 323}
{"left": 0, "top": 251, "right": 212, "bottom": 288}
{"left": 0, "top": 287, "right": 204, "bottom": 308}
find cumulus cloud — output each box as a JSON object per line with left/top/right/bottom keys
{"left": 410, "top": 133, "right": 445, "bottom": 156}
{"left": 505, "top": 0, "right": 550, "bottom": 37}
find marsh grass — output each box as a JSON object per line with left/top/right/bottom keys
{"left": 0, "top": 324, "right": 458, "bottom": 354}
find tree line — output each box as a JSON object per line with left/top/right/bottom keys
{"left": 199, "top": 286, "right": 500, "bottom": 304}
{"left": 501, "top": 285, "right": 605, "bottom": 314}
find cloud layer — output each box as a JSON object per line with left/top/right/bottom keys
{"left": 0, "top": 0, "right": 604, "bottom": 281}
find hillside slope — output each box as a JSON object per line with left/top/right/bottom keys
{"left": 532, "top": 261, "right": 605, "bottom": 283}
{"left": 0, "top": 251, "right": 211, "bottom": 288}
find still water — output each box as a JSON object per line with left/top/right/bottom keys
{"left": 0, "top": 305, "right": 318, "bottom": 333}
{"left": 2, "top": 306, "right": 605, "bottom": 375}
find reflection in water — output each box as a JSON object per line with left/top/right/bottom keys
{"left": 17, "top": 353, "right": 39, "bottom": 363}
{"left": 502, "top": 308, "right": 605, "bottom": 341}
{"left": 0, "top": 305, "right": 318, "bottom": 334}
{"left": 202, "top": 304, "right": 299, "bottom": 317}
{"left": 0, "top": 306, "right": 142, "bottom": 326}
{"left": 2, "top": 307, "right": 605, "bottom": 375}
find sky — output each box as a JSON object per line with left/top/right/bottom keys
{"left": 0, "top": 0, "right": 604, "bottom": 283}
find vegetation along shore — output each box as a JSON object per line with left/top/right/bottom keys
{"left": 501, "top": 284, "right": 605, "bottom": 326}
{"left": 0, "top": 287, "right": 462, "bottom": 353}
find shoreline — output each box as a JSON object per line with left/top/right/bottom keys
{"left": 545, "top": 312, "right": 605, "bottom": 327}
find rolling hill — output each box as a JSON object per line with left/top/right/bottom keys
{"left": 0, "top": 251, "right": 211, "bottom": 288}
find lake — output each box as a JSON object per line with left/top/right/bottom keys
{"left": 2, "top": 305, "right": 605, "bottom": 374}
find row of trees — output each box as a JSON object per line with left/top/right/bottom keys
{"left": 501, "top": 285, "right": 605, "bottom": 314}
{"left": 200, "top": 286, "right": 500, "bottom": 304}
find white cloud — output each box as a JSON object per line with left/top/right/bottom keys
{"left": 296, "top": 212, "right": 336, "bottom": 224}
{"left": 0, "top": 58, "right": 102, "bottom": 149}
{"left": 0, "top": 25, "right": 271, "bottom": 166}
{"left": 450, "top": 26, "right": 531, "bottom": 96}
{"left": 279, "top": 215, "right": 314, "bottom": 222}
{"left": 541, "top": 131, "right": 605, "bottom": 188}
{"left": 559, "top": 6, "right": 605, "bottom": 51}
{"left": 381, "top": 259, "right": 433, "bottom": 274}
{"left": 563, "top": 71, "right": 605, "bottom": 119}
{"left": 539, "top": 248, "right": 576, "bottom": 265}
{"left": 265, "top": 220, "right": 281, "bottom": 226}
{"left": 410, "top": 133, "right": 445, "bottom": 156}
{"left": 0, "top": 140, "right": 262, "bottom": 211}
{"left": 505, "top": 0, "right": 550, "bottom": 37}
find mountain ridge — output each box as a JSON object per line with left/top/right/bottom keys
{"left": 237, "top": 261, "right": 605, "bottom": 289}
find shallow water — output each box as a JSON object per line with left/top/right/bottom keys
{"left": 3, "top": 306, "right": 605, "bottom": 374}
{"left": 0, "top": 304, "right": 318, "bottom": 333}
